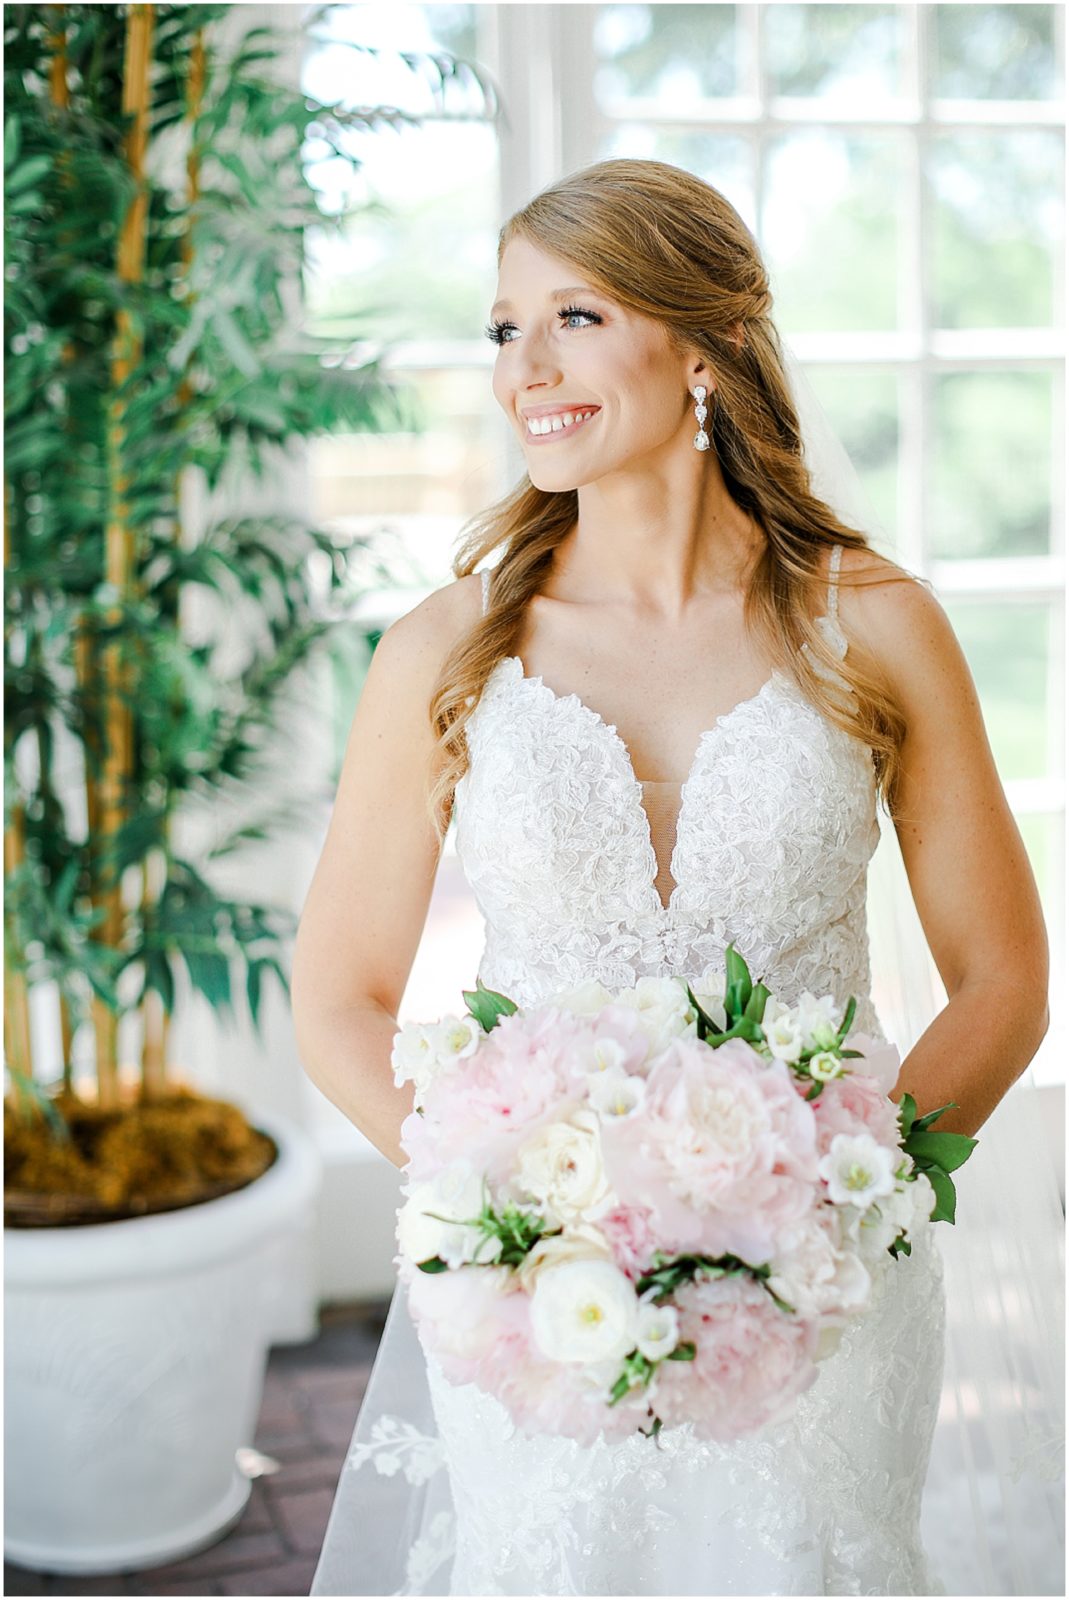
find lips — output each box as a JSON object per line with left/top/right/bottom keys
{"left": 523, "top": 408, "right": 601, "bottom": 444}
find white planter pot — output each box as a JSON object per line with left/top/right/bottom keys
{"left": 3, "top": 1106, "right": 322, "bottom": 1576}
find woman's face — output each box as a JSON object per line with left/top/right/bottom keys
{"left": 488, "top": 236, "right": 699, "bottom": 489}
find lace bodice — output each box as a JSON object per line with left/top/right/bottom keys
{"left": 454, "top": 545, "right": 885, "bottom": 1038}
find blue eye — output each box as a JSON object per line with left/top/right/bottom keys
{"left": 483, "top": 305, "right": 603, "bottom": 346}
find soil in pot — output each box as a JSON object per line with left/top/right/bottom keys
{"left": 4, "top": 1084, "right": 278, "bottom": 1228}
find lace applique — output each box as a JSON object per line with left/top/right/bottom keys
{"left": 347, "top": 1414, "right": 446, "bottom": 1485}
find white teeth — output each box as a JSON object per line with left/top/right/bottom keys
{"left": 527, "top": 410, "right": 597, "bottom": 436}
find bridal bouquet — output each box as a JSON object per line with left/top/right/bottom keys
{"left": 391, "top": 947, "right": 975, "bottom": 1447}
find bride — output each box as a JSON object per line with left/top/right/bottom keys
{"left": 293, "top": 159, "right": 1056, "bottom": 1596}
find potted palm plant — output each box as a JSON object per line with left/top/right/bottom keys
{"left": 3, "top": 0, "right": 500, "bottom": 1574}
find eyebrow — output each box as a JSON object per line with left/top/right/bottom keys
{"left": 489, "top": 286, "right": 602, "bottom": 317}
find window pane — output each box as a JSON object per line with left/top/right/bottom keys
{"left": 763, "top": 132, "right": 906, "bottom": 332}
{"left": 302, "top": 4, "right": 497, "bottom": 344}
{"left": 930, "top": 372, "right": 1054, "bottom": 558}
{"left": 597, "top": 126, "right": 754, "bottom": 229}
{"left": 942, "top": 599, "right": 1055, "bottom": 780}
{"left": 932, "top": 3, "right": 1061, "bottom": 99}
{"left": 803, "top": 368, "right": 900, "bottom": 542}
{"left": 765, "top": 3, "right": 905, "bottom": 101}
{"left": 930, "top": 131, "right": 1063, "bottom": 329}
{"left": 594, "top": 3, "right": 740, "bottom": 105}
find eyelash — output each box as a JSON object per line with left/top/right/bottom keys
{"left": 482, "top": 304, "right": 603, "bottom": 346}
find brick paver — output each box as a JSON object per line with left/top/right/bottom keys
{"left": 3, "top": 1300, "right": 390, "bottom": 1599}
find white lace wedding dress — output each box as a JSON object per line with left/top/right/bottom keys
{"left": 311, "top": 545, "right": 950, "bottom": 1597}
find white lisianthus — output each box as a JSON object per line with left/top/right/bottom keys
{"left": 808, "top": 1050, "right": 844, "bottom": 1082}
{"left": 692, "top": 967, "right": 729, "bottom": 1031}
{"left": 819, "top": 1133, "right": 898, "bottom": 1208}
{"left": 587, "top": 1069, "right": 647, "bottom": 1121}
{"left": 588, "top": 1034, "right": 630, "bottom": 1076}
{"left": 528, "top": 1259, "right": 640, "bottom": 1363}
{"left": 396, "top": 1158, "right": 501, "bottom": 1270}
{"left": 613, "top": 976, "right": 696, "bottom": 1054}
{"left": 634, "top": 1298, "right": 680, "bottom": 1362}
{"left": 763, "top": 1010, "right": 805, "bottom": 1064}
{"left": 513, "top": 1221, "right": 615, "bottom": 1294}
{"left": 390, "top": 1021, "right": 442, "bottom": 1099}
{"left": 550, "top": 980, "right": 618, "bottom": 1016}
{"left": 516, "top": 1107, "right": 617, "bottom": 1225}
{"left": 793, "top": 990, "right": 842, "bottom": 1052}
{"left": 430, "top": 1013, "right": 481, "bottom": 1066}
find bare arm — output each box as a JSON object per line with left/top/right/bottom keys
{"left": 291, "top": 574, "right": 481, "bottom": 1168}
{"left": 844, "top": 555, "right": 1050, "bottom": 1138}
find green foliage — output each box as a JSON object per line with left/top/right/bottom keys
{"left": 3, "top": 4, "right": 497, "bottom": 1080}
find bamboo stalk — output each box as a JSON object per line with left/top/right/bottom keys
{"left": 141, "top": 25, "right": 207, "bottom": 1098}
{"left": 4, "top": 477, "right": 34, "bottom": 1087}
{"left": 95, "top": 3, "right": 155, "bottom": 1109}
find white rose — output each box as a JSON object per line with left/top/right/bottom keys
{"left": 515, "top": 1107, "right": 616, "bottom": 1225}
{"left": 587, "top": 1069, "right": 647, "bottom": 1121}
{"left": 528, "top": 1259, "right": 639, "bottom": 1363}
{"left": 614, "top": 976, "right": 696, "bottom": 1055}
{"left": 819, "top": 1133, "right": 898, "bottom": 1208}
{"left": 513, "top": 1221, "right": 615, "bottom": 1294}
{"left": 634, "top": 1298, "right": 680, "bottom": 1362}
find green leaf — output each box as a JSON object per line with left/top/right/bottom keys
{"left": 461, "top": 978, "right": 518, "bottom": 1031}
{"left": 904, "top": 1128, "right": 978, "bottom": 1174}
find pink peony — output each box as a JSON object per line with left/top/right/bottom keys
{"left": 813, "top": 1069, "right": 902, "bottom": 1155}
{"left": 601, "top": 1037, "right": 820, "bottom": 1263}
{"left": 650, "top": 1273, "right": 821, "bottom": 1439}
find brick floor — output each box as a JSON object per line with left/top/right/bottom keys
{"left": 3, "top": 1299, "right": 390, "bottom": 1599}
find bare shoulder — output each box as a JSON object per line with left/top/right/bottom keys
{"left": 370, "top": 569, "right": 484, "bottom": 690}
{"left": 832, "top": 544, "right": 966, "bottom": 708}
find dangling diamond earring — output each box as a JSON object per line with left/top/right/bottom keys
{"left": 692, "top": 385, "right": 712, "bottom": 451}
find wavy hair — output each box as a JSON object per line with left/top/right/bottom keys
{"left": 426, "top": 158, "right": 922, "bottom": 845}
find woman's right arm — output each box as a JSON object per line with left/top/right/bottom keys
{"left": 291, "top": 576, "right": 478, "bottom": 1169}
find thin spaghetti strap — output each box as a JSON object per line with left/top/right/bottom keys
{"left": 480, "top": 566, "right": 490, "bottom": 617}
{"left": 827, "top": 543, "right": 842, "bottom": 620}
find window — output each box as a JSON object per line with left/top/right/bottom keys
{"left": 300, "top": 4, "right": 1064, "bottom": 1082}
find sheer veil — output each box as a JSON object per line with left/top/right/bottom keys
{"left": 309, "top": 343, "right": 1065, "bottom": 1598}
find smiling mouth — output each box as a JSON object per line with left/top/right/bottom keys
{"left": 524, "top": 409, "right": 600, "bottom": 443}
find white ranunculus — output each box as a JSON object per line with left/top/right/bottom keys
{"left": 808, "top": 1049, "right": 844, "bottom": 1082}
{"left": 551, "top": 980, "right": 618, "bottom": 1016}
{"left": 396, "top": 1159, "right": 500, "bottom": 1270}
{"left": 528, "top": 1259, "right": 640, "bottom": 1363}
{"left": 819, "top": 1133, "right": 898, "bottom": 1208}
{"left": 764, "top": 1011, "right": 805, "bottom": 1063}
{"left": 634, "top": 1298, "right": 680, "bottom": 1362}
{"left": 614, "top": 976, "right": 696, "bottom": 1054}
{"left": 513, "top": 1221, "right": 615, "bottom": 1294}
{"left": 587, "top": 1069, "right": 647, "bottom": 1121}
{"left": 515, "top": 1107, "right": 616, "bottom": 1225}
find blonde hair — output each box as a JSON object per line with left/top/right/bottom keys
{"left": 426, "top": 157, "right": 922, "bottom": 845}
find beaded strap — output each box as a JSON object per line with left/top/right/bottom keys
{"left": 827, "top": 543, "right": 842, "bottom": 620}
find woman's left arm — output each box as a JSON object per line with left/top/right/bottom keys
{"left": 845, "top": 557, "right": 1051, "bottom": 1139}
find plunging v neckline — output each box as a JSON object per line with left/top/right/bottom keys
{"left": 494, "top": 654, "right": 791, "bottom": 918}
